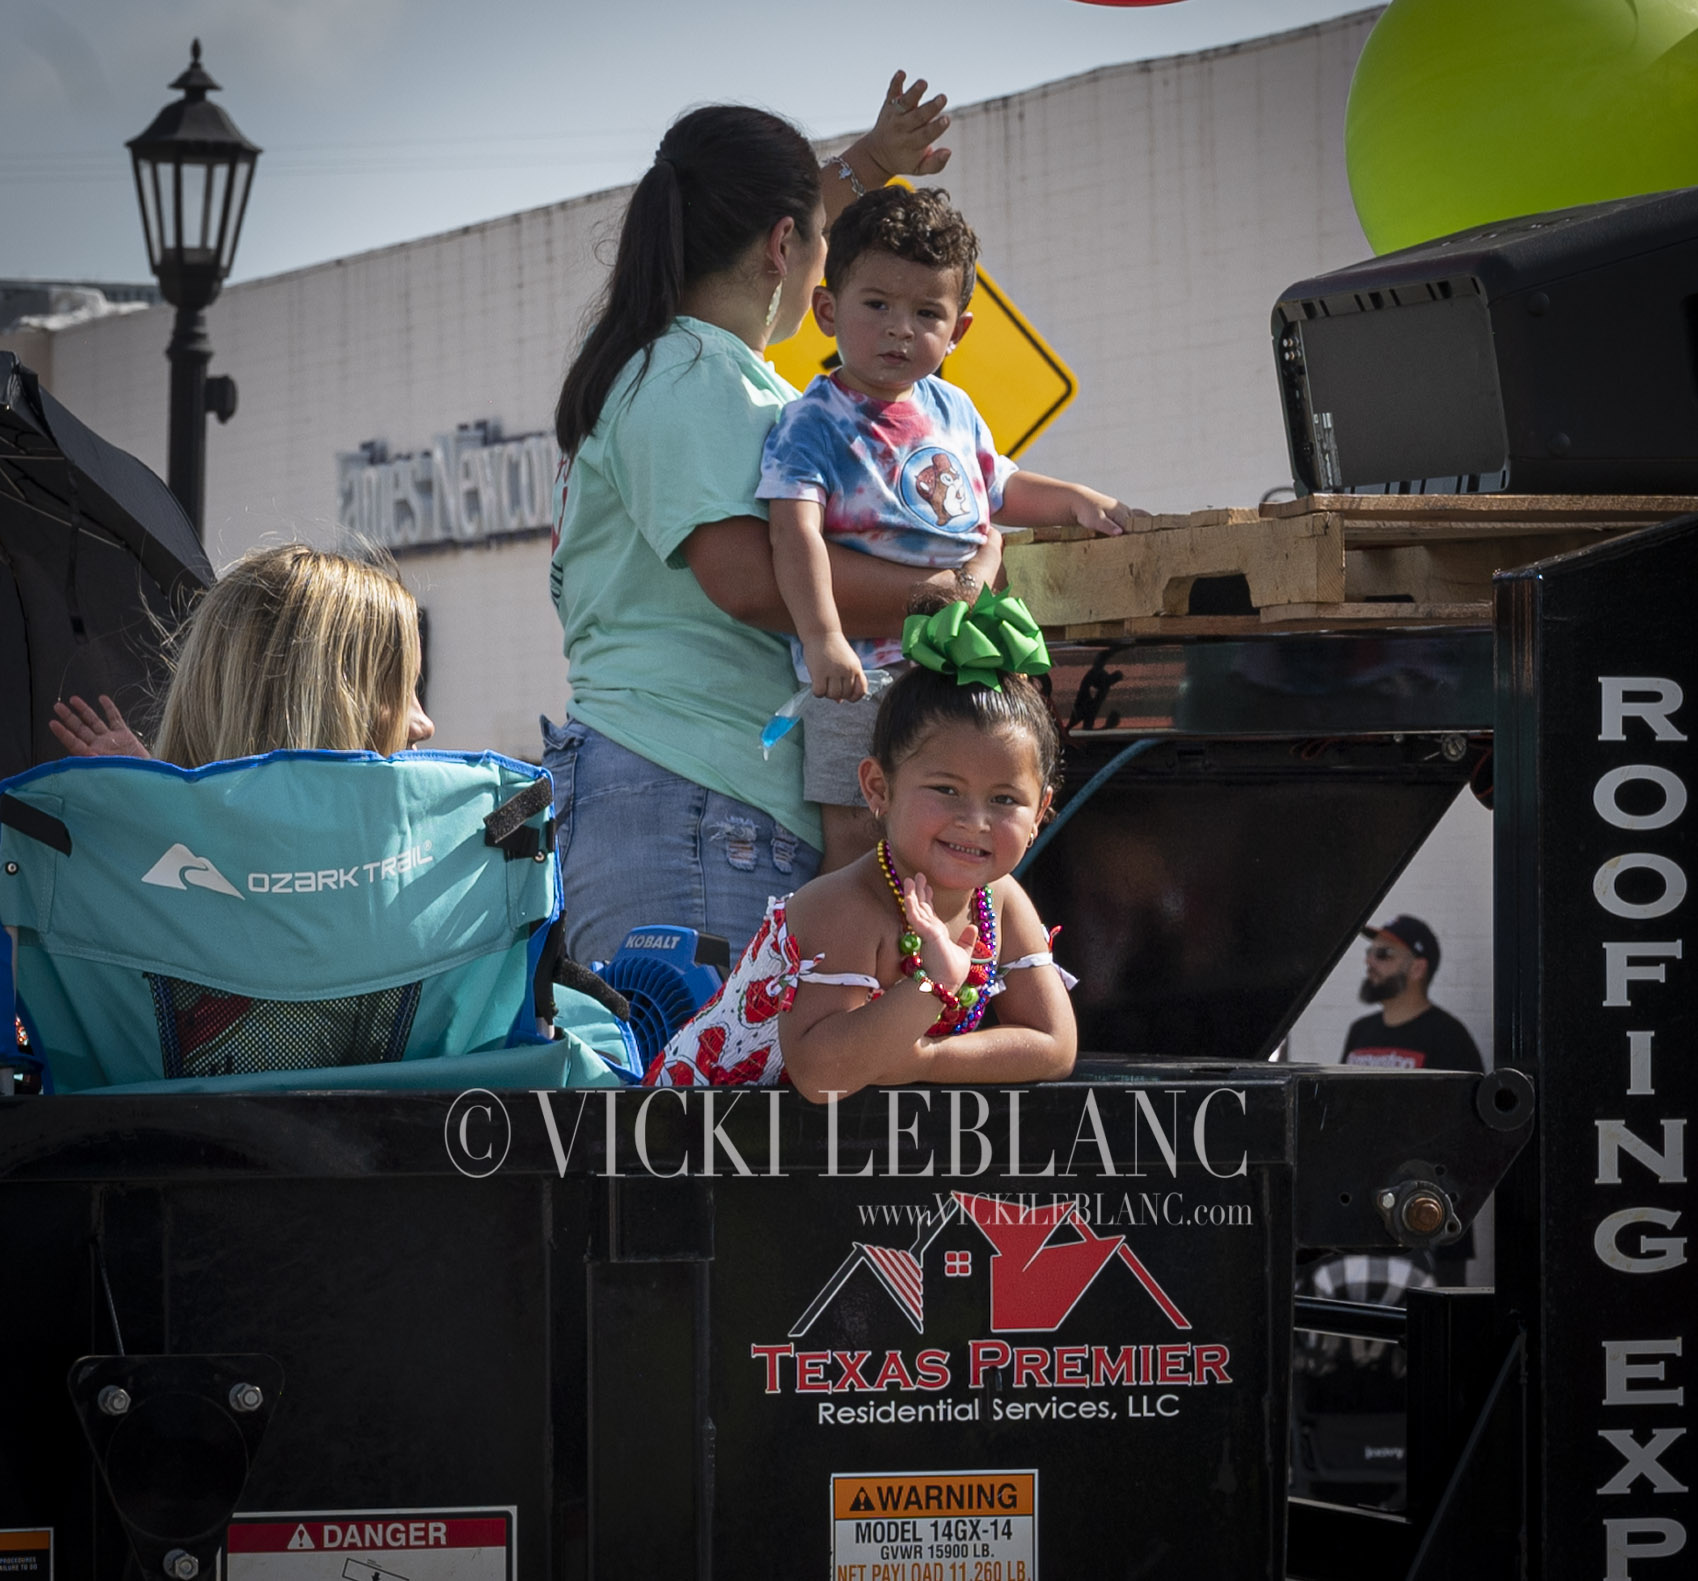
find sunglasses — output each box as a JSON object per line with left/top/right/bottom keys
{"left": 1367, "top": 946, "right": 1402, "bottom": 962}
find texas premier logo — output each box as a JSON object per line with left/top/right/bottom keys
{"left": 753, "top": 1191, "right": 1231, "bottom": 1424}
{"left": 795, "top": 1192, "right": 1188, "bottom": 1335}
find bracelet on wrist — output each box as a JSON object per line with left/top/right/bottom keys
{"left": 908, "top": 966, "right": 961, "bottom": 1019}
{"left": 828, "top": 154, "right": 866, "bottom": 199}
{"left": 899, "top": 944, "right": 979, "bottom": 1020}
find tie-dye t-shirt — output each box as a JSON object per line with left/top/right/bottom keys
{"left": 758, "top": 372, "right": 1016, "bottom": 675}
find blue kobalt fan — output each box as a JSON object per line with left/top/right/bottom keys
{"left": 592, "top": 925, "right": 728, "bottom": 1075}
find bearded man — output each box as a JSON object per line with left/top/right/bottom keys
{"left": 1342, "top": 915, "right": 1483, "bottom": 1072}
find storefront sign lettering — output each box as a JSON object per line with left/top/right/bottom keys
{"left": 336, "top": 423, "right": 560, "bottom": 549}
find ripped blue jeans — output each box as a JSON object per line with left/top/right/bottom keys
{"left": 541, "top": 717, "right": 821, "bottom": 966}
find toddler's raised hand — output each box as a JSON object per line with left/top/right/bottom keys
{"left": 902, "top": 872, "right": 977, "bottom": 992}
{"left": 805, "top": 635, "right": 869, "bottom": 702}
{"left": 1103, "top": 500, "right": 1152, "bottom": 534}
{"left": 1074, "top": 497, "right": 1151, "bottom": 537}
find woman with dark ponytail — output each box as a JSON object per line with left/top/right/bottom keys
{"left": 545, "top": 73, "right": 1001, "bottom": 965}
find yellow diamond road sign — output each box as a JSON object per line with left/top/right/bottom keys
{"left": 767, "top": 264, "right": 1077, "bottom": 459}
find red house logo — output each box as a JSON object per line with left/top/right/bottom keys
{"left": 790, "top": 1191, "right": 1190, "bottom": 1338}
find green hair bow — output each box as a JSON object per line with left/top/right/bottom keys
{"left": 901, "top": 587, "right": 1052, "bottom": 690}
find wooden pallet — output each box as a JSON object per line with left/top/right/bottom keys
{"left": 1001, "top": 495, "right": 1696, "bottom": 638}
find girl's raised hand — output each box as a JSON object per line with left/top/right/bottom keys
{"left": 49, "top": 694, "right": 151, "bottom": 759}
{"left": 863, "top": 71, "right": 952, "bottom": 181}
{"left": 903, "top": 871, "right": 977, "bottom": 992}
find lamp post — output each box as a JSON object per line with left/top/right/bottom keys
{"left": 127, "top": 40, "right": 260, "bottom": 537}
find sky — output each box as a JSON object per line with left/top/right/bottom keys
{"left": 1, "top": 0, "right": 1374, "bottom": 287}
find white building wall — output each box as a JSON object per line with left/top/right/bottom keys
{"left": 909, "top": 12, "right": 1375, "bottom": 510}
{"left": 10, "top": 10, "right": 1489, "bottom": 1058}
{"left": 28, "top": 194, "right": 621, "bottom": 760}
{"left": 15, "top": 11, "right": 1383, "bottom": 754}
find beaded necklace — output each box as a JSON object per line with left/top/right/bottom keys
{"left": 875, "top": 840, "right": 997, "bottom": 1036}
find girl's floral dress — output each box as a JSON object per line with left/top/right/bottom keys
{"left": 641, "top": 895, "right": 1072, "bottom": 1087}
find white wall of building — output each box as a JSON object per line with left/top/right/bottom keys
{"left": 11, "top": 10, "right": 1490, "bottom": 1057}
{"left": 23, "top": 193, "right": 616, "bottom": 756}
{"left": 13, "top": 10, "right": 1382, "bottom": 754}
{"left": 904, "top": 12, "right": 1376, "bottom": 510}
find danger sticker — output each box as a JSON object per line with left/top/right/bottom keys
{"left": 226, "top": 1509, "right": 513, "bottom": 1579}
{"left": 831, "top": 1473, "right": 1036, "bottom": 1580}
{"left": 0, "top": 1529, "right": 52, "bottom": 1578}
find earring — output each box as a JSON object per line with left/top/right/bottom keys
{"left": 764, "top": 279, "right": 784, "bottom": 331}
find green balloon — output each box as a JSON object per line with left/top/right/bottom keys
{"left": 1347, "top": 0, "right": 1698, "bottom": 254}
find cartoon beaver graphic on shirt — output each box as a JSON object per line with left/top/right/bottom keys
{"left": 907, "top": 448, "right": 973, "bottom": 526}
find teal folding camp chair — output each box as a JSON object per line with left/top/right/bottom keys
{"left": 0, "top": 750, "right": 626, "bottom": 1093}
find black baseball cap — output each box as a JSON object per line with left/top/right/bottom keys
{"left": 1362, "top": 915, "right": 1440, "bottom": 973}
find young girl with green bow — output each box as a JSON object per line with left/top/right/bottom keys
{"left": 644, "top": 588, "right": 1076, "bottom": 1096}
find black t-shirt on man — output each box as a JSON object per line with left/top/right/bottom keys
{"left": 1342, "top": 1005, "right": 1483, "bottom": 1072}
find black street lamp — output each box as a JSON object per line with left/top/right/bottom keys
{"left": 127, "top": 40, "right": 260, "bottom": 537}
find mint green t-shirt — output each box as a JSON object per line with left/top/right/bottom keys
{"left": 549, "top": 318, "right": 822, "bottom": 850}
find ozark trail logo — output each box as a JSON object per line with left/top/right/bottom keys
{"left": 793, "top": 1191, "right": 1191, "bottom": 1337}
{"left": 142, "top": 842, "right": 243, "bottom": 898}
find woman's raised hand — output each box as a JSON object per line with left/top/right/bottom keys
{"left": 902, "top": 871, "right": 978, "bottom": 992}
{"left": 49, "top": 694, "right": 151, "bottom": 760}
{"left": 862, "top": 71, "right": 952, "bottom": 181}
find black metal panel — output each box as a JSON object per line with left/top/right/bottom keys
{"left": 1495, "top": 515, "right": 1696, "bottom": 1579}
{"left": 1403, "top": 1288, "right": 1519, "bottom": 1538}
{"left": 1403, "top": 1333, "right": 1526, "bottom": 1581}
{"left": 1293, "top": 1070, "right": 1532, "bottom": 1252}
{"left": 1286, "top": 1496, "right": 1415, "bottom": 1580}
{"left": 167, "top": 1178, "right": 554, "bottom": 1516}
{"left": 672, "top": 1078, "right": 1296, "bottom": 1580}
{"left": 0, "top": 1185, "right": 115, "bottom": 1574}
{"left": 589, "top": 1261, "right": 701, "bottom": 1578}
{"left": 0, "top": 1165, "right": 575, "bottom": 1580}
{"left": 1047, "top": 632, "right": 1494, "bottom": 740}
{"left": 68, "top": 1351, "right": 285, "bottom": 1578}
{"left": 1025, "top": 738, "right": 1478, "bottom": 1058}
{"left": 0, "top": 1078, "right": 1531, "bottom": 1578}
{"left": 705, "top": 1164, "right": 1291, "bottom": 1579}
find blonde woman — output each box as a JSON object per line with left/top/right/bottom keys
{"left": 49, "top": 543, "right": 433, "bottom": 765}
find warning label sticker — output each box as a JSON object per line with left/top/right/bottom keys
{"left": 226, "top": 1509, "right": 514, "bottom": 1579}
{"left": 831, "top": 1473, "right": 1036, "bottom": 1580}
{"left": 0, "top": 1529, "right": 52, "bottom": 1578}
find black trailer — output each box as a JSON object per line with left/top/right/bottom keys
{"left": 1, "top": 518, "right": 1690, "bottom": 1579}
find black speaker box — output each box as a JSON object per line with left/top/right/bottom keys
{"left": 1272, "top": 186, "right": 1698, "bottom": 496}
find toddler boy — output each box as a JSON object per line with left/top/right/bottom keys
{"left": 759, "top": 184, "right": 1139, "bottom": 869}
